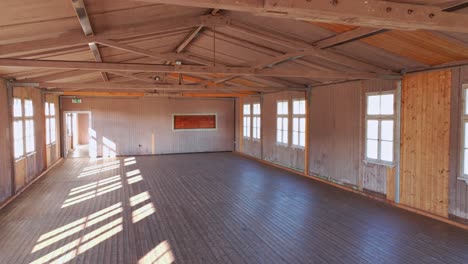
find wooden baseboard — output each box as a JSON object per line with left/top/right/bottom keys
{"left": 235, "top": 152, "right": 468, "bottom": 231}
{"left": 0, "top": 158, "right": 64, "bottom": 211}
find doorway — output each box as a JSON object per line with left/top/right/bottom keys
{"left": 63, "top": 111, "right": 91, "bottom": 158}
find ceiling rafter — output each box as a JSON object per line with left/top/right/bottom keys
{"left": 0, "top": 58, "right": 389, "bottom": 80}
{"left": 0, "top": 15, "right": 229, "bottom": 58}
{"left": 140, "top": 0, "right": 468, "bottom": 33}
{"left": 71, "top": 0, "right": 108, "bottom": 82}
{"left": 10, "top": 81, "right": 292, "bottom": 92}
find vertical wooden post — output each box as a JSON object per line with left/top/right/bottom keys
{"left": 395, "top": 80, "right": 402, "bottom": 203}
{"left": 260, "top": 93, "right": 264, "bottom": 160}
{"left": 6, "top": 81, "right": 16, "bottom": 195}
{"left": 239, "top": 97, "right": 243, "bottom": 153}
{"left": 304, "top": 88, "right": 311, "bottom": 175}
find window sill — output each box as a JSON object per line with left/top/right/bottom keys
{"left": 457, "top": 177, "right": 468, "bottom": 185}
{"left": 363, "top": 159, "right": 395, "bottom": 167}
{"left": 291, "top": 145, "right": 305, "bottom": 150}
{"left": 275, "top": 142, "right": 289, "bottom": 148}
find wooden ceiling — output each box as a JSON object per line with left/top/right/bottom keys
{"left": 0, "top": 0, "right": 468, "bottom": 97}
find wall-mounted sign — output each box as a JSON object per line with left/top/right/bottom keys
{"left": 72, "top": 98, "right": 82, "bottom": 104}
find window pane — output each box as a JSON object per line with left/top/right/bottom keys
{"left": 293, "top": 117, "right": 299, "bottom": 132}
{"left": 51, "top": 118, "right": 56, "bottom": 143}
{"left": 381, "top": 94, "right": 394, "bottom": 115}
{"left": 367, "top": 95, "right": 380, "bottom": 115}
{"left": 45, "top": 102, "right": 50, "bottom": 116}
{"left": 380, "top": 141, "right": 393, "bottom": 162}
{"left": 366, "top": 139, "right": 378, "bottom": 159}
{"left": 381, "top": 120, "right": 394, "bottom": 141}
{"left": 299, "top": 118, "right": 306, "bottom": 133}
{"left": 277, "top": 102, "right": 282, "bottom": 115}
{"left": 24, "top": 100, "right": 33, "bottom": 117}
{"left": 282, "top": 118, "right": 288, "bottom": 131}
{"left": 13, "top": 98, "right": 22, "bottom": 117}
{"left": 465, "top": 122, "right": 468, "bottom": 148}
{"left": 277, "top": 117, "right": 282, "bottom": 130}
{"left": 293, "top": 131, "right": 298, "bottom": 145}
{"left": 253, "top": 103, "right": 260, "bottom": 115}
{"left": 50, "top": 103, "right": 55, "bottom": 116}
{"left": 14, "top": 120, "right": 24, "bottom": 158}
{"left": 25, "top": 120, "right": 35, "bottom": 153}
{"left": 464, "top": 149, "right": 468, "bottom": 176}
{"left": 277, "top": 130, "right": 282, "bottom": 143}
{"left": 46, "top": 118, "right": 50, "bottom": 145}
{"left": 300, "top": 132, "right": 305, "bottom": 147}
{"left": 282, "top": 130, "right": 288, "bottom": 144}
{"left": 367, "top": 120, "right": 378, "bottom": 140}
{"left": 243, "top": 104, "right": 250, "bottom": 115}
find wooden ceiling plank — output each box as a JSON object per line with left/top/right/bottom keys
{"left": 141, "top": 0, "right": 468, "bottom": 33}
{"left": 228, "top": 20, "right": 393, "bottom": 74}
{"left": 0, "top": 58, "right": 384, "bottom": 79}
{"left": 0, "top": 15, "right": 229, "bottom": 58}
{"left": 314, "top": 27, "right": 386, "bottom": 49}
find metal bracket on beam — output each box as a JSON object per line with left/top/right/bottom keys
{"left": 201, "top": 15, "right": 231, "bottom": 27}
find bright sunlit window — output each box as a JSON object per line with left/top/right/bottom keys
{"left": 252, "top": 103, "right": 261, "bottom": 139}
{"left": 365, "top": 92, "right": 395, "bottom": 164}
{"left": 460, "top": 86, "right": 468, "bottom": 181}
{"left": 243, "top": 104, "right": 251, "bottom": 138}
{"left": 277, "top": 101, "right": 288, "bottom": 144}
{"left": 292, "top": 99, "right": 306, "bottom": 147}
{"left": 13, "top": 98, "right": 35, "bottom": 159}
{"left": 45, "top": 102, "right": 56, "bottom": 145}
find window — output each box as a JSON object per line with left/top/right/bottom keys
{"left": 292, "top": 99, "right": 306, "bottom": 147}
{"left": 243, "top": 104, "right": 251, "bottom": 138}
{"left": 13, "top": 98, "right": 35, "bottom": 159}
{"left": 365, "top": 93, "right": 395, "bottom": 163}
{"left": 45, "top": 102, "right": 56, "bottom": 145}
{"left": 277, "top": 101, "right": 288, "bottom": 144}
{"left": 252, "top": 103, "right": 261, "bottom": 139}
{"left": 460, "top": 86, "right": 468, "bottom": 182}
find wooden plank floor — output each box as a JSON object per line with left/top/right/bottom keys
{"left": 0, "top": 153, "right": 467, "bottom": 264}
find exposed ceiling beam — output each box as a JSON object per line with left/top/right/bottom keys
{"left": 93, "top": 38, "right": 209, "bottom": 65}
{"left": 314, "top": 27, "right": 386, "bottom": 49}
{"left": 19, "top": 70, "right": 94, "bottom": 82}
{"left": 140, "top": 0, "right": 468, "bottom": 33}
{"left": 0, "top": 58, "right": 390, "bottom": 79}
{"left": 11, "top": 81, "right": 291, "bottom": 92}
{"left": 0, "top": 15, "right": 229, "bottom": 58}
{"left": 228, "top": 20, "right": 392, "bottom": 74}
{"left": 108, "top": 72, "right": 166, "bottom": 84}
{"left": 71, "top": 0, "right": 109, "bottom": 82}
{"left": 175, "top": 9, "right": 221, "bottom": 53}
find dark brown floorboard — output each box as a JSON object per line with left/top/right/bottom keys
{"left": 0, "top": 153, "right": 467, "bottom": 264}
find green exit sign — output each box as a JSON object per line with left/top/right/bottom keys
{"left": 72, "top": 98, "right": 82, "bottom": 104}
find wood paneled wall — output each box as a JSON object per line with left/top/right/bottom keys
{"left": 400, "top": 70, "right": 451, "bottom": 217}
{"left": 0, "top": 81, "right": 13, "bottom": 203}
{"left": 13, "top": 87, "right": 47, "bottom": 191}
{"left": 61, "top": 97, "right": 235, "bottom": 156}
{"left": 237, "top": 91, "right": 306, "bottom": 171}
{"left": 309, "top": 81, "right": 362, "bottom": 186}
{"left": 449, "top": 66, "right": 468, "bottom": 221}
{"left": 263, "top": 91, "right": 306, "bottom": 171}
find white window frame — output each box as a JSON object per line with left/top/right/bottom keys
{"left": 243, "top": 104, "right": 251, "bottom": 138}
{"left": 459, "top": 84, "right": 468, "bottom": 184}
{"left": 252, "top": 103, "right": 261, "bottom": 140}
{"left": 45, "top": 102, "right": 57, "bottom": 145}
{"left": 276, "top": 100, "right": 289, "bottom": 145}
{"left": 365, "top": 91, "right": 395, "bottom": 166}
{"left": 292, "top": 99, "right": 306, "bottom": 148}
{"left": 13, "top": 98, "right": 35, "bottom": 159}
